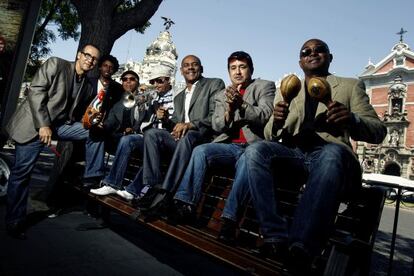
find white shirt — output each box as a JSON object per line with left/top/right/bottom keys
{"left": 184, "top": 81, "right": 198, "bottom": 123}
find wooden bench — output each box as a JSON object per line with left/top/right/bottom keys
{"left": 76, "top": 156, "right": 387, "bottom": 276}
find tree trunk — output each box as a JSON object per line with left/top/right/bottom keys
{"left": 71, "top": 0, "right": 162, "bottom": 55}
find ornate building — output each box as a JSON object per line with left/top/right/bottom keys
{"left": 357, "top": 33, "right": 414, "bottom": 179}
{"left": 114, "top": 21, "right": 185, "bottom": 94}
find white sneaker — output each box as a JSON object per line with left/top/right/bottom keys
{"left": 116, "top": 190, "right": 134, "bottom": 201}
{"left": 90, "top": 185, "right": 117, "bottom": 196}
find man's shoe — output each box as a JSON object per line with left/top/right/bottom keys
{"left": 116, "top": 190, "right": 134, "bottom": 201}
{"left": 134, "top": 187, "right": 165, "bottom": 210}
{"left": 6, "top": 222, "right": 27, "bottom": 240}
{"left": 287, "top": 242, "right": 312, "bottom": 275}
{"left": 167, "top": 200, "right": 195, "bottom": 225}
{"left": 90, "top": 185, "right": 117, "bottom": 196}
{"left": 260, "top": 241, "right": 289, "bottom": 261}
{"left": 82, "top": 176, "right": 102, "bottom": 190}
{"left": 217, "top": 218, "right": 237, "bottom": 246}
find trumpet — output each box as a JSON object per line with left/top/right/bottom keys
{"left": 122, "top": 92, "right": 137, "bottom": 108}
{"left": 122, "top": 90, "right": 154, "bottom": 109}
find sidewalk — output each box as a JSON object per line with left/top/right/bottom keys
{"left": 0, "top": 148, "right": 239, "bottom": 276}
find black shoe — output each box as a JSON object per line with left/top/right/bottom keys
{"left": 167, "top": 200, "right": 195, "bottom": 225}
{"left": 217, "top": 218, "right": 237, "bottom": 246}
{"left": 81, "top": 176, "right": 102, "bottom": 190}
{"left": 134, "top": 187, "right": 165, "bottom": 210}
{"left": 287, "top": 242, "right": 312, "bottom": 275}
{"left": 144, "top": 196, "right": 172, "bottom": 222}
{"left": 6, "top": 221, "right": 27, "bottom": 240}
{"left": 260, "top": 241, "right": 289, "bottom": 261}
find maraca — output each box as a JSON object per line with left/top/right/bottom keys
{"left": 280, "top": 74, "right": 301, "bottom": 104}
{"left": 307, "top": 77, "right": 332, "bottom": 106}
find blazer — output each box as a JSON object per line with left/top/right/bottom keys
{"left": 6, "top": 57, "right": 95, "bottom": 143}
{"left": 169, "top": 76, "right": 225, "bottom": 137}
{"left": 264, "top": 75, "right": 386, "bottom": 153}
{"left": 212, "top": 79, "right": 275, "bottom": 144}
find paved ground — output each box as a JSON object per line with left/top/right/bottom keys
{"left": 0, "top": 148, "right": 239, "bottom": 276}
{"left": 0, "top": 203, "right": 240, "bottom": 276}
{"left": 0, "top": 147, "right": 413, "bottom": 275}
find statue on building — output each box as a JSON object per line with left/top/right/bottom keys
{"left": 161, "top": 17, "right": 175, "bottom": 30}
{"left": 392, "top": 102, "right": 401, "bottom": 114}
{"left": 389, "top": 129, "right": 400, "bottom": 146}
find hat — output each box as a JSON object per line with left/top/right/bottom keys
{"left": 149, "top": 65, "right": 173, "bottom": 80}
{"left": 227, "top": 51, "right": 254, "bottom": 74}
{"left": 121, "top": 70, "right": 139, "bottom": 80}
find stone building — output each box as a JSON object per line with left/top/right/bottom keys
{"left": 114, "top": 28, "right": 184, "bottom": 95}
{"left": 357, "top": 36, "right": 414, "bottom": 179}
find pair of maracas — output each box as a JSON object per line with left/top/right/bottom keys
{"left": 280, "top": 74, "right": 332, "bottom": 106}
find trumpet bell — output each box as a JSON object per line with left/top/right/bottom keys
{"left": 123, "top": 92, "right": 136, "bottom": 108}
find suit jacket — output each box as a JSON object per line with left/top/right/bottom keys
{"left": 169, "top": 76, "right": 225, "bottom": 137}
{"left": 213, "top": 79, "right": 275, "bottom": 143}
{"left": 6, "top": 57, "right": 95, "bottom": 143}
{"left": 264, "top": 75, "right": 386, "bottom": 152}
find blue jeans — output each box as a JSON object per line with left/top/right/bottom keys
{"left": 244, "top": 141, "right": 360, "bottom": 252}
{"left": 6, "top": 122, "right": 105, "bottom": 225}
{"left": 174, "top": 143, "right": 247, "bottom": 212}
{"left": 128, "top": 128, "right": 204, "bottom": 194}
{"left": 103, "top": 134, "right": 144, "bottom": 189}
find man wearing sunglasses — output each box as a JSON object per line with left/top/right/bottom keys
{"left": 90, "top": 70, "right": 150, "bottom": 199}
{"left": 133, "top": 55, "right": 225, "bottom": 211}
{"left": 5, "top": 44, "right": 106, "bottom": 239}
{"left": 222, "top": 39, "right": 386, "bottom": 273}
{"left": 91, "top": 67, "right": 175, "bottom": 200}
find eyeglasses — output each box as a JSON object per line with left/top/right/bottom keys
{"left": 300, "top": 45, "right": 329, "bottom": 58}
{"left": 81, "top": 51, "right": 98, "bottom": 63}
{"left": 149, "top": 78, "right": 167, "bottom": 85}
{"left": 122, "top": 77, "right": 137, "bottom": 82}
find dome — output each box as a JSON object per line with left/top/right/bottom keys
{"left": 145, "top": 31, "right": 178, "bottom": 60}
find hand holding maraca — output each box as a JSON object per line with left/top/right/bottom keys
{"left": 273, "top": 74, "right": 301, "bottom": 128}
{"left": 307, "top": 77, "right": 352, "bottom": 126}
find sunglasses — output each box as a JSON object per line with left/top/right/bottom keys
{"left": 150, "top": 78, "right": 167, "bottom": 85}
{"left": 300, "top": 45, "right": 329, "bottom": 58}
{"left": 81, "top": 51, "right": 98, "bottom": 63}
{"left": 122, "top": 77, "right": 137, "bottom": 82}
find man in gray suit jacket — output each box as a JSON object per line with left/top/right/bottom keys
{"left": 228, "top": 39, "right": 386, "bottom": 273}
{"left": 5, "top": 44, "right": 105, "bottom": 239}
{"left": 171, "top": 51, "right": 275, "bottom": 225}
{"left": 131, "top": 55, "right": 225, "bottom": 210}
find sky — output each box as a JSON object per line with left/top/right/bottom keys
{"left": 49, "top": 0, "right": 414, "bottom": 84}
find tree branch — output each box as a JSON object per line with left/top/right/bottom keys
{"left": 34, "top": 0, "right": 63, "bottom": 42}
{"left": 110, "top": 0, "right": 163, "bottom": 40}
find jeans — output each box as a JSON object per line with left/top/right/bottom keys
{"left": 244, "top": 141, "right": 360, "bottom": 252}
{"left": 6, "top": 122, "right": 105, "bottom": 225}
{"left": 128, "top": 128, "right": 204, "bottom": 194}
{"left": 103, "top": 134, "right": 144, "bottom": 189}
{"left": 174, "top": 143, "right": 247, "bottom": 213}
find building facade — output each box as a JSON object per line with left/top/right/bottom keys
{"left": 357, "top": 39, "right": 414, "bottom": 179}
{"left": 113, "top": 29, "right": 185, "bottom": 95}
